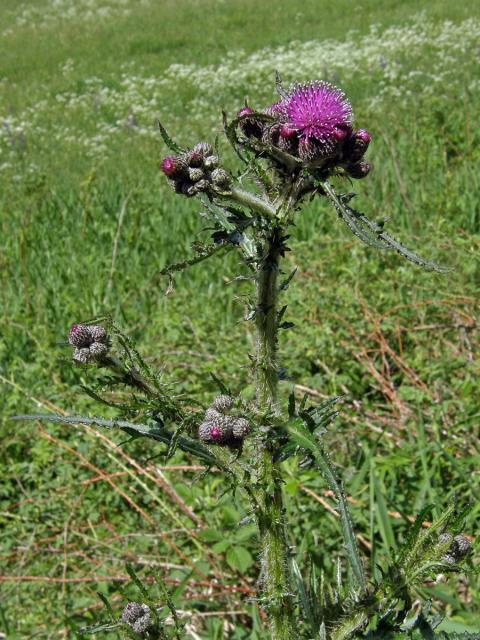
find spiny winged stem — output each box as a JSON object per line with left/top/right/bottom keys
{"left": 254, "top": 226, "right": 295, "bottom": 640}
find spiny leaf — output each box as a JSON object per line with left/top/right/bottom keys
{"left": 288, "top": 417, "right": 366, "bottom": 593}
{"left": 279, "top": 267, "right": 298, "bottom": 292}
{"left": 13, "top": 414, "right": 226, "bottom": 470}
{"left": 156, "top": 119, "right": 186, "bottom": 154}
{"left": 378, "top": 229, "right": 450, "bottom": 272}
{"left": 321, "top": 180, "right": 449, "bottom": 272}
{"left": 159, "top": 243, "right": 232, "bottom": 280}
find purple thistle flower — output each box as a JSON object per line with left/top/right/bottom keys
{"left": 276, "top": 81, "right": 353, "bottom": 156}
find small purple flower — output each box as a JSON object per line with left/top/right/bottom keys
{"left": 275, "top": 81, "right": 353, "bottom": 156}
{"left": 161, "top": 156, "right": 185, "bottom": 179}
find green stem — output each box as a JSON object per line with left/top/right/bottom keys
{"left": 254, "top": 234, "right": 295, "bottom": 640}
{"left": 230, "top": 187, "right": 277, "bottom": 219}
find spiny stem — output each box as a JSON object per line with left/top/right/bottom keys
{"left": 103, "top": 356, "right": 156, "bottom": 396}
{"left": 254, "top": 232, "right": 295, "bottom": 640}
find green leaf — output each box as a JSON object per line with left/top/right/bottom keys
{"left": 226, "top": 546, "right": 254, "bottom": 573}
{"left": 288, "top": 416, "right": 366, "bottom": 593}
{"left": 13, "top": 414, "right": 227, "bottom": 471}
{"left": 156, "top": 119, "right": 185, "bottom": 154}
{"left": 371, "top": 466, "right": 397, "bottom": 557}
{"left": 321, "top": 180, "right": 449, "bottom": 272}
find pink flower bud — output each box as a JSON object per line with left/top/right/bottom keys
{"left": 161, "top": 156, "right": 178, "bottom": 177}
{"left": 279, "top": 124, "right": 298, "bottom": 139}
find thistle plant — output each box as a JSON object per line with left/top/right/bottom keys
{"left": 16, "top": 75, "right": 474, "bottom": 639}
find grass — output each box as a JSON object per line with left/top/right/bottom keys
{"left": 1, "top": 0, "right": 479, "bottom": 637}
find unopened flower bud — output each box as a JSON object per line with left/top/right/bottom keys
{"left": 440, "top": 533, "right": 472, "bottom": 564}
{"left": 161, "top": 155, "right": 186, "bottom": 179}
{"left": 89, "top": 342, "right": 108, "bottom": 359}
{"left": 211, "top": 168, "right": 231, "bottom": 190}
{"left": 346, "top": 161, "right": 372, "bottom": 179}
{"left": 69, "top": 324, "right": 92, "bottom": 348}
{"left": 89, "top": 325, "right": 107, "bottom": 343}
{"left": 198, "top": 414, "right": 233, "bottom": 444}
{"left": 121, "top": 602, "right": 154, "bottom": 636}
{"left": 121, "top": 602, "right": 146, "bottom": 623}
{"left": 452, "top": 534, "right": 472, "bottom": 559}
{"left": 193, "top": 141, "right": 214, "bottom": 157}
{"left": 279, "top": 124, "right": 298, "bottom": 139}
{"left": 212, "top": 395, "right": 234, "bottom": 413}
{"left": 193, "top": 179, "right": 210, "bottom": 193}
{"left": 343, "top": 129, "right": 372, "bottom": 163}
{"left": 333, "top": 125, "right": 350, "bottom": 142}
{"left": 232, "top": 417, "right": 251, "bottom": 439}
{"left": 203, "top": 155, "right": 219, "bottom": 170}
{"left": 188, "top": 167, "right": 204, "bottom": 182}
{"left": 73, "top": 348, "right": 91, "bottom": 364}
{"left": 186, "top": 150, "right": 203, "bottom": 168}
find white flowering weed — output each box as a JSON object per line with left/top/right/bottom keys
{"left": 0, "top": 15, "right": 479, "bottom": 175}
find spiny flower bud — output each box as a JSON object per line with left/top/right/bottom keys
{"left": 121, "top": 602, "right": 154, "bottom": 636}
{"left": 232, "top": 417, "right": 251, "bottom": 438}
{"left": 279, "top": 124, "right": 298, "bottom": 139}
{"left": 69, "top": 324, "right": 92, "bottom": 348}
{"left": 89, "top": 325, "right": 107, "bottom": 343}
{"left": 89, "top": 342, "right": 108, "bottom": 358}
{"left": 193, "top": 141, "right": 214, "bottom": 157}
{"left": 343, "top": 129, "right": 372, "bottom": 163}
{"left": 188, "top": 167, "right": 204, "bottom": 182}
{"left": 70, "top": 324, "right": 109, "bottom": 364}
{"left": 161, "top": 155, "right": 187, "bottom": 179}
{"left": 346, "top": 160, "right": 372, "bottom": 179}
{"left": 439, "top": 533, "right": 472, "bottom": 564}
{"left": 73, "top": 347, "right": 91, "bottom": 364}
{"left": 203, "top": 155, "right": 219, "bottom": 170}
{"left": 193, "top": 179, "right": 209, "bottom": 193}
{"left": 198, "top": 414, "right": 234, "bottom": 444}
{"left": 212, "top": 395, "right": 234, "bottom": 413}
{"left": 186, "top": 150, "right": 203, "bottom": 168}
{"left": 211, "top": 168, "right": 231, "bottom": 190}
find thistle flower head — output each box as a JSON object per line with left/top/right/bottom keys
{"left": 198, "top": 413, "right": 233, "bottom": 444}
{"left": 69, "top": 324, "right": 92, "bottom": 348}
{"left": 161, "top": 155, "right": 181, "bottom": 177}
{"left": 276, "top": 81, "right": 353, "bottom": 154}
{"left": 212, "top": 395, "right": 235, "bottom": 413}
{"left": 121, "top": 602, "right": 154, "bottom": 636}
{"left": 69, "top": 323, "right": 109, "bottom": 364}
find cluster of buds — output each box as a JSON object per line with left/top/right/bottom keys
{"left": 121, "top": 602, "right": 155, "bottom": 636}
{"left": 198, "top": 395, "right": 251, "bottom": 447}
{"left": 438, "top": 533, "right": 472, "bottom": 565}
{"left": 237, "top": 81, "right": 372, "bottom": 178}
{"left": 68, "top": 324, "right": 109, "bottom": 364}
{"left": 161, "top": 142, "right": 231, "bottom": 197}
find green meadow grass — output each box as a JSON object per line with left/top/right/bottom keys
{"left": 1, "top": 0, "right": 479, "bottom": 637}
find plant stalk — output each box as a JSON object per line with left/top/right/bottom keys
{"left": 254, "top": 232, "right": 295, "bottom": 640}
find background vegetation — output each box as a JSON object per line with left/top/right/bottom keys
{"left": 1, "top": 0, "right": 479, "bottom": 637}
